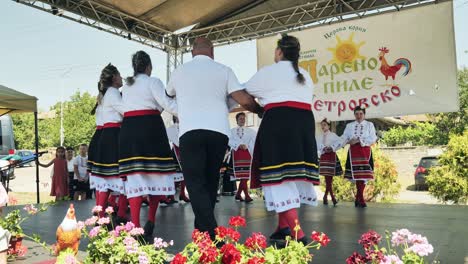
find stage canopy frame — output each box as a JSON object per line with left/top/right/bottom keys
{"left": 14, "top": 0, "right": 449, "bottom": 80}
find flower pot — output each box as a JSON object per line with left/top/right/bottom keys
{"left": 8, "top": 236, "right": 23, "bottom": 255}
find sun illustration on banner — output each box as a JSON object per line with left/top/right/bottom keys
{"left": 327, "top": 32, "right": 366, "bottom": 64}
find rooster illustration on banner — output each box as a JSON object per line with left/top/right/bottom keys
{"left": 378, "top": 47, "right": 412, "bottom": 86}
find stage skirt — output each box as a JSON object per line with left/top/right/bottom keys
{"left": 251, "top": 101, "right": 320, "bottom": 189}
{"left": 90, "top": 123, "right": 125, "bottom": 193}
{"left": 263, "top": 181, "right": 317, "bottom": 213}
{"left": 319, "top": 152, "right": 343, "bottom": 177}
{"left": 344, "top": 144, "right": 374, "bottom": 181}
{"left": 119, "top": 110, "right": 177, "bottom": 198}
{"left": 172, "top": 145, "right": 184, "bottom": 182}
{"left": 87, "top": 126, "right": 103, "bottom": 173}
{"left": 227, "top": 149, "right": 252, "bottom": 181}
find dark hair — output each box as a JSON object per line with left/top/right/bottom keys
{"left": 354, "top": 105, "right": 366, "bottom": 114}
{"left": 126, "top": 51, "right": 152, "bottom": 85}
{"left": 80, "top": 143, "right": 88, "bottom": 148}
{"left": 277, "top": 34, "right": 305, "bottom": 85}
{"left": 91, "top": 82, "right": 101, "bottom": 115}
{"left": 172, "top": 115, "right": 178, "bottom": 124}
{"left": 321, "top": 118, "right": 331, "bottom": 126}
{"left": 56, "top": 146, "right": 66, "bottom": 158}
{"left": 235, "top": 112, "right": 246, "bottom": 121}
{"left": 65, "top": 146, "right": 74, "bottom": 151}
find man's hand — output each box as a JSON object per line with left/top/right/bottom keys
{"left": 230, "top": 90, "right": 263, "bottom": 114}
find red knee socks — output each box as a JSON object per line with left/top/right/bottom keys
{"left": 117, "top": 194, "right": 128, "bottom": 219}
{"left": 282, "top": 208, "right": 304, "bottom": 239}
{"left": 356, "top": 181, "right": 366, "bottom": 204}
{"left": 128, "top": 196, "right": 143, "bottom": 227}
{"left": 277, "top": 212, "right": 289, "bottom": 230}
{"left": 179, "top": 181, "right": 188, "bottom": 199}
{"left": 148, "top": 195, "right": 163, "bottom": 223}
{"left": 96, "top": 191, "right": 110, "bottom": 218}
{"left": 108, "top": 194, "right": 118, "bottom": 209}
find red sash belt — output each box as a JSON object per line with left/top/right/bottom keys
{"left": 264, "top": 101, "right": 311, "bottom": 112}
{"left": 103, "top": 122, "right": 121, "bottom": 128}
{"left": 124, "top": 110, "right": 160, "bottom": 117}
{"left": 96, "top": 125, "right": 103, "bottom": 130}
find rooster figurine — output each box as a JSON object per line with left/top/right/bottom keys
{"left": 378, "top": 47, "right": 412, "bottom": 86}
{"left": 55, "top": 204, "right": 81, "bottom": 256}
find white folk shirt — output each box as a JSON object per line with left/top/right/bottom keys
{"left": 67, "top": 159, "right": 74, "bottom": 173}
{"left": 229, "top": 126, "right": 257, "bottom": 155}
{"left": 166, "top": 124, "right": 180, "bottom": 147}
{"left": 244, "top": 60, "right": 314, "bottom": 106}
{"left": 95, "top": 104, "right": 104, "bottom": 126}
{"left": 316, "top": 131, "right": 343, "bottom": 156}
{"left": 74, "top": 155, "right": 88, "bottom": 180}
{"left": 121, "top": 74, "right": 177, "bottom": 115}
{"left": 341, "top": 120, "right": 378, "bottom": 147}
{"left": 101, "top": 87, "right": 126, "bottom": 124}
{"left": 166, "top": 55, "right": 244, "bottom": 137}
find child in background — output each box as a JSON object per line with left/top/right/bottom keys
{"left": 38, "top": 147, "right": 69, "bottom": 201}
{"left": 66, "top": 147, "right": 76, "bottom": 200}
{"left": 0, "top": 183, "right": 11, "bottom": 263}
{"left": 73, "top": 144, "right": 89, "bottom": 201}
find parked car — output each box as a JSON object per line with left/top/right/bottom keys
{"left": 16, "top": 150, "right": 35, "bottom": 167}
{"left": 414, "top": 156, "right": 439, "bottom": 190}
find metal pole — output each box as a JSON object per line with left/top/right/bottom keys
{"left": 34, "top": 112, "right": 40, "bottom": 204}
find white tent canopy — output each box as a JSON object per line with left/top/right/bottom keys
{"left": 0, "top": 85, "right": 37, "bottom": 116}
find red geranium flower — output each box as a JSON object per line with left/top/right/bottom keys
{"left": 221, "top": 243, "right": 241, "bottom": 264}
{"left": 192, "top": 229, "right": 211, "bottom": 244}
{"left": 245, "top": 232, "right": 267, "bottom": 250}
{"left": 247, "top": 257, "right": 266, "bottom": 264}
{"left": 346, "top": 252, "right": 367, "bottom": 264}
{"left": 358, "top": 230, "right": 382, "bottom": 249}
{"left": 171, "top": 253, "right": 187, "bottom": 264}
{"left": 198, "top": 244, "right": 219, "bottom": 264}
{"left": 310, "top": 231, "right": 331, "bottom": 247}
{"left": 215, "top": 226, "right": 241, "bottom": 242}
{"left": 229, "top": 216, "right": 246, "bottom": 228}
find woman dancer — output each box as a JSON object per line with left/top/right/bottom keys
{"left": 246, "top": 34, "right": 319, "bottom": 245}
{"left": 119, "top": 51, "right": 177, "bottom": 242}
{"left": 316, "top": 118, "right": 343, "bottom": 206}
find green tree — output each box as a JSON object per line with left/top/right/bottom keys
{"left": 11, "top": 91, "right": 96, "bottom": 150}
{"left": 425, "top": 132, "right": 468, "bottom": 204}
{"left": 428, "top": 68, "right": 468, "bottom": 143}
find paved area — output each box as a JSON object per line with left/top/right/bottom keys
{"left": 3, "top": 198, "right": 468, "bottom": 263}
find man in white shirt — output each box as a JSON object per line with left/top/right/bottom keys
{"left": 166, "top": 37, "right": 262, "bottom": 240}
{"left": 73, "top": 144, "right": 89, "bottom": 201}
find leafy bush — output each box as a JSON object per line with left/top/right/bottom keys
{"left": 321, "top": 146, "right": 400, "bottom": 202}
{"left": 381, "top": 122, "right": 443, "bottom": 147}
{"left": 426, "top": 132, "right": 468, "bottom": 204}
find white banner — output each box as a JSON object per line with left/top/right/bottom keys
{"left": 256, "top": 2, "right": 458, "bottom": 121}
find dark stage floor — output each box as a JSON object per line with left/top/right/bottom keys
{"left": 4, "top": 198, "right": 468, "bottom": 263}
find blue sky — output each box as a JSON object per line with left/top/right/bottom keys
{"left": 0, "top": 0, "right": 467, "bottom": 110}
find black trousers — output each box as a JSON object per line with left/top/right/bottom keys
{"left": 180, "top": 129, "right": 228, "bottom": 238}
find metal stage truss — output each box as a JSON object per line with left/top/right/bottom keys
{"left": 14, "top": 0, "right": 448, "bottom": 77}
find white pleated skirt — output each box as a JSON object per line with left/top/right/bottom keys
{"left": 123, "top": 174, "right": 175, "bottom": 198}
{"left": 89, "top": 175, "right": 125, "bottom": 194}
{"left": 263, "top": 181, "right": 318, "bottom": 213}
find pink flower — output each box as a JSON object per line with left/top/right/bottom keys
{"left": 89, "top": 226, "right": 101, "bottom": 238}
{"left": 154, "top": 237, "right": 171, "bottom": 249}
{"left": 129, "top": 227, "right": 145, "bottom": 236}
{"left": 65, "top": 254, "right": 79, "bottom": 264}
{"left": 391, "top": 229, "right": 412, "bottom": 246}
{"left": 77, "top": 221, "right": 85, "bottom": 230}
{"left": 380, "top": 255, "right": 403, "bottom": 264}
{"left": 407, "top": 243, "right": 434, "bottom": 257}
{"left": 85, "top": 216, "right": 98, "bottom": 226}
{"left": 115, "top": 225, "right": 126, "bottom": 234}
{"left": 123, "top": 236, "right": 137, "bottom": 246}
{"left": 407, "top": 234, "right": 429, "bottom": 245}
{"left": 106, "top": 237, "right": 115, "bottom": 245}
{"left": 138, "top": 254, "right": 149, "bottom": 264}
{"left": 23, "top": 204, "right": 38, "bottom": 215}
{"left": 125, "top": 222, "right": 135, "bottom": 232}
{"left": 92, "top": 205, "right": 103, "bottom": 214}
{"left": 105, "top": 206, "right": 114, "bottom": 215}
{"left": 97, "top": 217, "right": 110, "bottom": 226}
